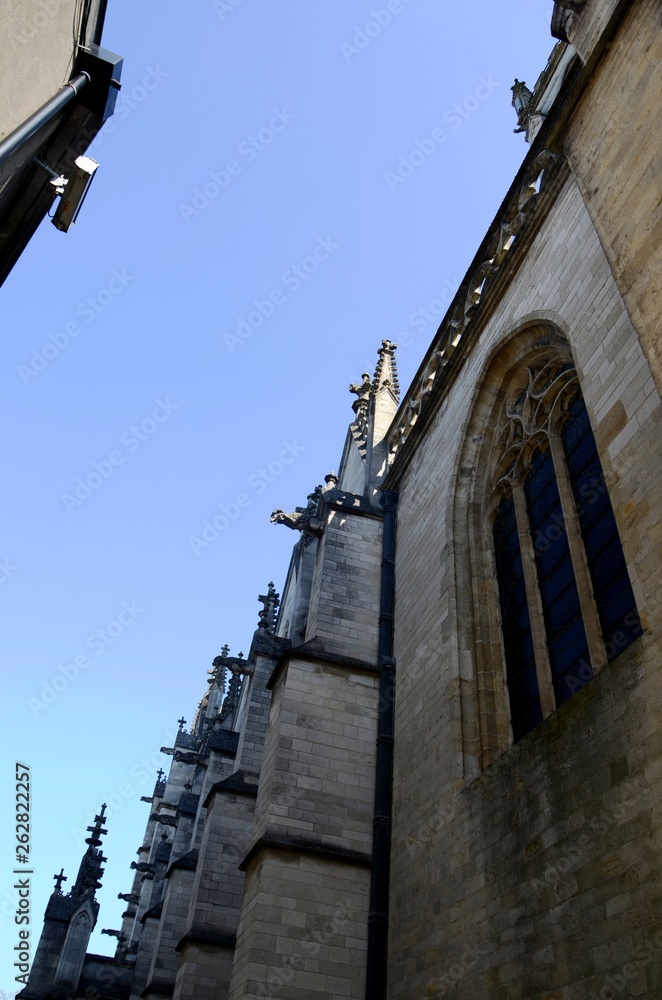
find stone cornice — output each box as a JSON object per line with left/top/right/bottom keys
{"left": 139, "top": 902, "right": 163, "bottom": 925}
{"left": 140, "top": 979, "right": 173, "bottom": 998}
{"left": 267, "top": 643, "right": 379, "bottom": 691}
{"left": 165, "top": 848, "right": 198, "bottom": 879}
{"left": 322, "top": 488, "right": 383, "bottom": 520}
{"left": 175, "top": 927, "right": 237, "bottom": 953}
{"left": 202, "top": 771, "right": 259, "bottom": 808}
{"left": 239, "top": 833, "right": 372, "bottom": 872}
{"left": 551, "top": 0, "right": 588, "bottom": 41}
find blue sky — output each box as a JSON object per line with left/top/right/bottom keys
{"left": 1, "top": 1, "right": 555, "bottom": 991}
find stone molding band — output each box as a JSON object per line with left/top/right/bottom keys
{"left": 239, "top": 833, "right": 372, "bottom": 873}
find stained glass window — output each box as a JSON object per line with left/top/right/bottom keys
{"left": 491, "top": 369, "right": 640, "bottom": 743}
{"left": 561, "top": 395, "right": 642, "bottom": 657}
{"left": 524, "top": 447, "right": 590, "bottom": 706}
{"left": 493, "top": 494, "right": 543, "bottom": 741}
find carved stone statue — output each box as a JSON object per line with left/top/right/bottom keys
{"left": 117, "top": 892, "right": 139, "bottom": 904}
{"left": 149, "top": 812, "right": 177, "bottom": 827}
{"left": 270, "top": 507, "right": 324, "bottom": 536}
{"left": 271, "top": 485, "right": 324, "bottom": 537}
{"left": 349, "top": 372, "right": 371, "bottom": 400}
{"left": 174, "top": 750, "right": 204, "bottom": 765}
{"left": 130, "top": 862, "right": 156, "bottom": 874}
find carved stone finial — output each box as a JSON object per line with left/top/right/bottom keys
{"left": 73, "top": 845, "right": 105, "bottom": 895}
{"left": 85, "top": 804, "right": 108, "bottom": 847}
{"left": 373, "top": 340, "right": 400, "bottom": 400}
{"left": 177, "top": 717, "right": 187, "bottom": 732}
{"left": 349, "top": 373, "right": 372, "bottom": 447}
{"left": 209, "top": 648, "right": 229, "bottom": 689}
{"left": 53, "top": 869, "right": 67, "bottom": 894}
{"left": 156, "top": 768, "right": 165, "bottom": 782}
{"left": 220, "top": 671, "right": 242, "bottom": 724}
{"left": 257, "top": 581, "right": 280, "bottom": 633}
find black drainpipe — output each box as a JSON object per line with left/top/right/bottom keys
{"left": 365, "top": 488, "right": 398, "bottom": 1000}
{"left": 0, "top": 73, "right": 90, "bottom": 169}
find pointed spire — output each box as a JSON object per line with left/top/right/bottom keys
{"left": 85, "top": 804, "right": 108, "bottom": 847}
{"left": 220, "top": 669, "right": 242, "bottom": 724}
{"left": 373, "top": 340, "right": 400, "bottom": 400}
{"left": 209, "top": 647, "right": 229, "bottom": 689}
{"left": 257, "top": 581, "right": 280, "bottom": 633}
{"left": 72, "top": 804, "right": 108, "bottom": 897}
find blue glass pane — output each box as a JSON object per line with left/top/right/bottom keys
{"left": 509, "top": 666, "right": 544, "bottom": 740}
{"left": 561, "top": 395, "right": 642, "bottom": 658}
{"left": 524, "top": 448, "right": 591, "bottom": 704}
{"left": 493, "top": 495, "right": 542, "bottom": 741}
{"left": 535, "top": 550, "right": 575, "bottom": 603}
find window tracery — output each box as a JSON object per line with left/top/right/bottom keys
{"left": 488, "top": 355, "right": 641, "bottom": 741}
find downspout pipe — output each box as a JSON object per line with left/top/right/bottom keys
{"left": 0, "top": 72, "right": 90, "bottom": 169}
{"left": 91, "top": 0, "right": 109, "bottom": 45}
{"left": 365, "top": 488, "right": 398, "bottom": 1000}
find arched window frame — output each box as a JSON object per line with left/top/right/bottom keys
{"left": 485, "top": 355, "right": 640, "bottom": 740}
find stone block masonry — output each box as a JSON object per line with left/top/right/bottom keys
{"left": 387, "top": 173, "right": 662, "bottom": 998}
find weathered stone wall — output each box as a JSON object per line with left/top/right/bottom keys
{"left": 129, "top": 915, "right": 159, "bottom": 1000}
{"left": 252, "top": 655, "right": 378, "bottom": 854}
{"left": 305, "top": 509, "right": 382, "bottom": 664}
{"left": 564, "top": 0, "right": 662, "bottom": 391}
{"left": 143, "top": 869, "right": 195, "bottom": 999}
{"left": 173, "top": 787, "right": 255, "bottom": 1000}
{"left": 387, "top": 174, "right": 662, "bottom": 998}
{"left": 234, "top": 652, "right": 278, "bottom": 777}
{"left": 228, "top": 851, "right": 370, "bottom": 1000}
{"left": 338, "top": 431, "right": 367, "bottom": 496}
{"left": 229, "top": 653, "right": 378, "bottom": 998}
{"left": 561, "top": 0, "right": 621, "bottom": 61}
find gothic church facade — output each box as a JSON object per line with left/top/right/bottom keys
{"left": 22, "top": 0, "right": 662, "bottom": 997}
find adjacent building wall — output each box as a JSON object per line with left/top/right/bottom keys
{"left": 387, "top": 175, "right": 662, "bottom": 998}
{"left": 0, "top": 0, "right": 82, "bottom": 138}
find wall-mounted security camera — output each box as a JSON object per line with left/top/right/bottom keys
{"left": 52, "top": 155, "right": 100, "bottom": 233}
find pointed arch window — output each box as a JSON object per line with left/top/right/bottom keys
{"left": 490, "top": 359, "right": 641, "bottom": 742}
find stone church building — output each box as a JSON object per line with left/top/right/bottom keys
{"left": 21, "top": 0, "right": 661, "bottom": 997}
